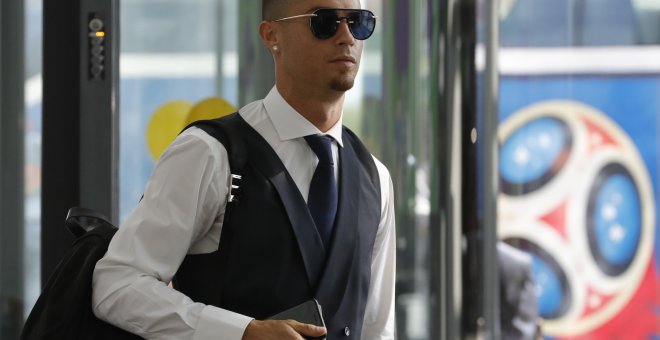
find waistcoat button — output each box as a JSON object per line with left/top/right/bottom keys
{"left": 344, "top": 326, "right": 351, "bottom": 336}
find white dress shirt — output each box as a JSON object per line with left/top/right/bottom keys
{"left": 92, "top": 86, "right": 396, "bottom": 340}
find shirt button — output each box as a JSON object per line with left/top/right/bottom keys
{"left": 344, "top": 326, "right": 351, "bottom": 336}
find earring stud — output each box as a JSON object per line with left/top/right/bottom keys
{"left": 273, "top": 45, "right": 279, "bottom": 51}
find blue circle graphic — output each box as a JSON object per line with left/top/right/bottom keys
{"left": 500, "top": 117, "right": 571, "bottom": 195}
{"left": 589, "top": 165, "right": 641, "bottom": 275}
{"left": 532, "top": 254, "right": 565, "bottom": 318}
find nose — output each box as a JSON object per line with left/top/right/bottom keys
{"left": 334, "top": 18, "right": 355, "bottom": 45}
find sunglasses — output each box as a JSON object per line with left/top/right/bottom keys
{"left": 273, "top": 8, "right": 377, "bottom": 40}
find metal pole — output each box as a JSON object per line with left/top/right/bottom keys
{"left": 434, "top": 0, "right": 465, "bottom": 338}
{"left": 42, "top": 0, "right": 119, "bottom": 283}
{"left": 1, "top": 0, "right": 25, "bottom": 336}
{"left": 482, "top": 0, "right": 500, "bottom": 338}
{"left": 79, "top": 0, "right": 120, "bottom": 222}
{"left": 461, "top": 0, "right": 500, "bottom": 337}
{"left": 42, "top": 0, "right": 81, "bottom": 287}
{"left": 458, "top": 0, "right": 484, "bottom": 337}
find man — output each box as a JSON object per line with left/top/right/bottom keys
{"left": 498, "top": 242, "right": 540, "bottom": 340}
{"left": 92, "top": 0, "right": 396, "bottom": 339}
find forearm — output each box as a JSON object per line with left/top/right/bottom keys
{"left": 360, "top": 231, "right": 396, "bottom": 339}
{"left": 93, "top": 255, "right": 253, "bottom": 339}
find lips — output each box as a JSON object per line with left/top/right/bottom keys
{"left": 330, "top": 56, "right": 357, "bottom": 64}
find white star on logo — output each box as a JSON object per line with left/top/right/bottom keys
{"left": 609, "top": 224, "right": 625, "bottom": 243}
{"left": 514, "top": 146, "right": 530, "bottom": 165}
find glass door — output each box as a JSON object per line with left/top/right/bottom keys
{"left": 119, "top": 0, "right": 239, "bottom": 221}
{"left": 1, "top": 0, "right": 42, "bottom": 338}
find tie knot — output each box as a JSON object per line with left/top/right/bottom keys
{"left": 305, "top": 135, "right": 334, "bottom": 165}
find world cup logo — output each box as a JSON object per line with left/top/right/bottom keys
{"left": 498, "top": 100, "right": 656, "bottom": 337}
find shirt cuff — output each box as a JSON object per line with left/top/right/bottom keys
{"left": 192, "top": 305, "right": 253, "bottom": 340}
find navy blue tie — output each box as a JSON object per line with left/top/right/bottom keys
{"left": 305, "top": 135, "right": 338, "bottom": 247}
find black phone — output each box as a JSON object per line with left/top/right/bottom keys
{"left": 267, "top": 299, "right": 326, "bottom": 340}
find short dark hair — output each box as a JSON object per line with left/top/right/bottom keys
{"left": 262, "top": 0, "right": 291, "bottom": 20}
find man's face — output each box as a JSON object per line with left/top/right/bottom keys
{"left": 275, "top": 0, "right": 364, "bottom": 94}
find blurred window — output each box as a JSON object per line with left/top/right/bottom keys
{"left": 500, "top": 0, "right": 660, "bottom": 47}
{"left": 25, "top": 0, "right": 43, "bottom": 322}
{"left": 119, "top": 0, "right": 238, "bottom": 221}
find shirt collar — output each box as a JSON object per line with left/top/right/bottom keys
{"left": 263, "top": 86, "right": 344, "bottom": 147}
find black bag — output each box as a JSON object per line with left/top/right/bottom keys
{"left": 20, "top": 207, "right": 143, "bottom": 340}
{"left": 20, "top": 115, "right": 245, "bottom": 340}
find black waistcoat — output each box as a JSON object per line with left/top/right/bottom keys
{"left": 174, "top": 114, "right": 381, "bottom": 339}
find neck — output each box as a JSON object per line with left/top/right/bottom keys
{"left": 276, "top": 82, "right": 345, "bottom": 133}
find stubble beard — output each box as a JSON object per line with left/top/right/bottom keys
{"left": 330, "top": 77, "right": 355, "bottom": 92}
{"left": 329, "top": 68, "right": 358, "bottom": 92}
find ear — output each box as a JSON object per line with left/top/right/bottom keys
{"left": 259, "top": 21, "right": 279, "bottom": 52}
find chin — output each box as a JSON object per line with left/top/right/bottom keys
{"left": 330, "top": 78, "right": 356, "bottom": 92}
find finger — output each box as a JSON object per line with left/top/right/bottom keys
{"left": 287, "top": 320, "right": 327, "bottom": 337}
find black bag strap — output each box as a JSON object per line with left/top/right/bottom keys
{"left": 183, "top": 112, "right": 246, "bottom": 175}
{"left": 183, "top": 112, "right": 247, "bottom": 217}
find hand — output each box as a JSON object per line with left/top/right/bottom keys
{"left": 241, "top": 319, "right": 326, "bottom": 340}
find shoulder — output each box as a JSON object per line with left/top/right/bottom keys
{"left": 371, "top": 155, "right": 393, "bottom": 213}
{"left": 342, "top": 127, "right": 381, "bottom": 180}
{"left": 371, "top": 155, "right": 391, "bottom": 182}
{"left": 177, "top": 127, "right": 228, "bottom": 154}
{"left": 370, "top": 154, "right": 392, "bottom": 198}
{"left": 341, "top": 127, "right": 394, "bottom": 210}
{"left": 341, "top": 126, "right": 392, "bottom": 180}
{"left": 161, "top": 127, "right": 230, "bottom": 172}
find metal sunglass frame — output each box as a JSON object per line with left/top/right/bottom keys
{"left": 272, "top": 8, "right": 378, "bottom": 40}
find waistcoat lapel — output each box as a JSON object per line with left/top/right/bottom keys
{"left": 314, "top": 130, "right": 380, "bottom": 321}
{"left": 234, "top": 115, "right": 326, "bottom": 289}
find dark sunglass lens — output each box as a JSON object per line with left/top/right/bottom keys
{"left": 311, "top": 9, "right": 339, "bottom": 39}
{"left": 350, "top": 10, "right": 375, "bottom": 40}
